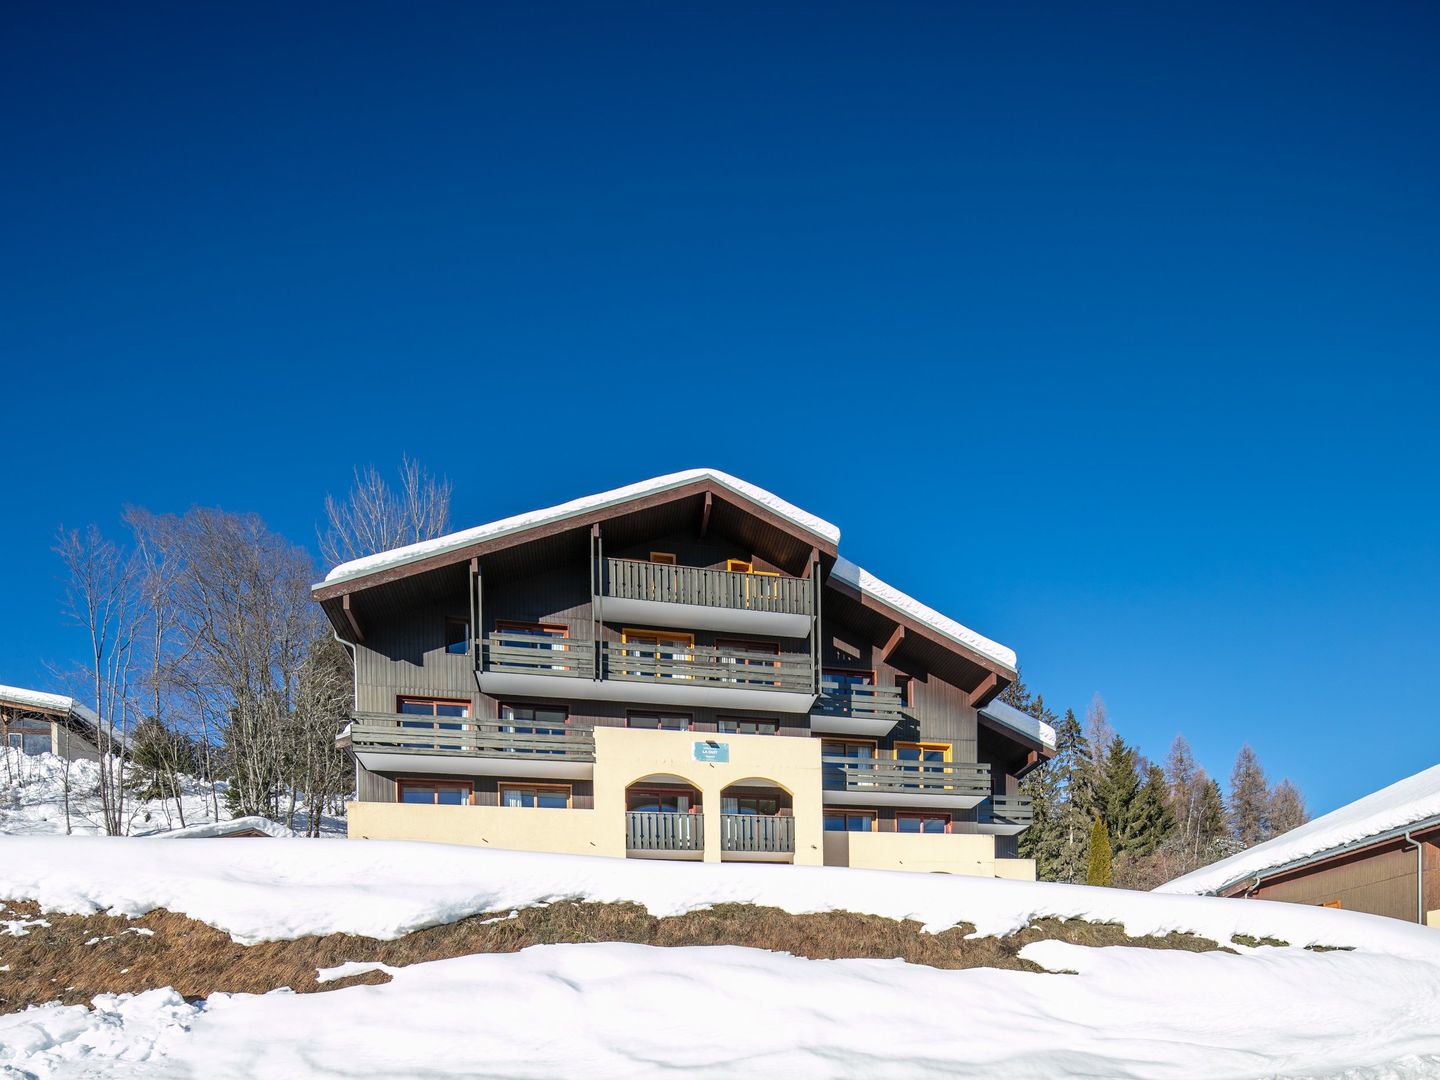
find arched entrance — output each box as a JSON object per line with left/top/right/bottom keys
{"left": 719, "top": 778, "right": 795, "bottom": 861}
{"left": 624, "top": 774, "right": 703, "bottom": 859}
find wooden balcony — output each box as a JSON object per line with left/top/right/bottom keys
{"left": 719, "top": 813, "right": 795, "bottom": 857}
{"left": 809, "top": 684, "right": 905, "bottom": 737}
{"left": 601, "top": 557, "right": 814, "bottom": 636}
{"left": 477, "top": 633, "right": 817, "bottom": 713}
{"left": 626, "top": 811, "right": 704, "bottom": 856}
{"left": 979, "top": 794, "right": 1034, "bottom": 835}
{"left": 349, "top": 712, "right": 595, "bottom": 780}
{"left": 821, "top": 755, "right": 991, "bottom": 810}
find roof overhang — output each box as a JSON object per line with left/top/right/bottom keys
{"left": 1214, "top": 815, "right": 1440, "bottom": 898}
{"left": 313, "top": 470, "right": 839, "bottom": 604}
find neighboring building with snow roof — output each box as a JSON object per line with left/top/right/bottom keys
{"left": 316, "top": 470, "right": 1052, "bottom": 878}
{"left": 1158, "top": 764, "right": 1440, "bottom": 927}
{"left": 0, "top": 684, "right": 102, "bottom": 763}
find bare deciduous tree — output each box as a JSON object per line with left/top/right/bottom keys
{"left": 54, "top": 525, "right": 141, "bottom": 836}
{"left": 318, "top": 456, "right": 452, "bottom": 569}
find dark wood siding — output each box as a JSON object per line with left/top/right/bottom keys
{"left": 1251, "top": 829, "right": 1440, "bottom": 922}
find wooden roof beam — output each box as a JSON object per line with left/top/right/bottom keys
{"left": 699, "top": 491, "right": 712, "bottom": 537}
{"left": 880, "top": 624, "right": 906, "bottom": 662}
{"left": 341, "top": 594, "right": 365, "bottom": 643}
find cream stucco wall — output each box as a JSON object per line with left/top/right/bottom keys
{"left": 823, "top": 829, "right": 999, "bottom": 876}
{"left": 1427, "top": 909, "right": 1439, "bottom": 929}
{"left": 348, "top": 801, "right": 617, "bottom": 856}
{"left": 993, "top": 857, "right": 1037, "bottom": 882}
{"left": 591, "top": 726, "right": 825, "bottom": 866}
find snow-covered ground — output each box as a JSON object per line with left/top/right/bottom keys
{"left": 0, "top": 748, "right": 341, "bottom": 838}
{"left": 3, "top": 839, "right": 1440, "bottom": 1078}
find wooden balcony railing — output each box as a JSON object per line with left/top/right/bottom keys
{"left": 350, "top": 713, "right": 596, "bottom": 761}
{"left": 812, "top": 684, "right": 905, "bottom": 725}
{"left": 605, "top": 558, "right": 813, "bottom": 616}
{"left": 984, "top": 794, "right": 1034, "bottom": 827}
{"left": 483, "top": 631, "right": 595, "bottom": 679}
{"left": 626, "top": 811, "right": 704, "bottom": 851}
{"left": 719, "top": 813, "right": 795, "bottom": 853}
{"left": 821, "top": 755, "right": 991, "bottom": 799}
{"left": 604, "top": 641, "right": 813, "bottom": 693}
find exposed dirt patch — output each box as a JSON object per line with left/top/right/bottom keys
{"left": 0, "top": 897, "right": 1227, "bottom": 1014}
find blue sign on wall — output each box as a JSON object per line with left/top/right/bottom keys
{"left": 693, "top": 741, "right": 730, "bottom": 763}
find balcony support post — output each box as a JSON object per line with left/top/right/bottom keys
{"left": 468, "top": 558, "right": 480, "bottom": 672}
{"left": 811, "top": 550, "right": 822, "bottom": 694}
{"left": 592, "top": 524, "right": 604, "bottom": 680}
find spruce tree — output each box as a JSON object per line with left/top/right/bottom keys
{"left": 1087, "top": 817, "right": 1112, "bottom": 887}
{"left": 1097, "top": 734, "right": 1141, "bottom": 852}
{"left": 1128, "top": 763, "right": 1177, "bottom": 857}
{"left": 1228, "top": 745, "right": 1270, "bottom": 847}
{"left": 1051, "top": 709, "right": 1093, "bottom": 883}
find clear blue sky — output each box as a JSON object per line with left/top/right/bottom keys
{"left": 3, "top": 3, "right": 1437, "bottom": 815}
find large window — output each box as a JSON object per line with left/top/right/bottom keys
{"left": 397, "top": 698, "right": 468, "bottom": 750}
{"left": 627, "top": 786, "right": 698, "bottom": 813}
{"left": 822, "top": 668, "right": 875, "bottom": 690}
{"left": 896, "top": 812, "right": 950, "bottom": 834}
{"left": 500, "top": 784, "right": 571, "bottom": 809}
{"left": 5, "top": 728, "right": 51, "bottom": 756}
{"left": 821, "top": 738, "right": 875, "bottom": 789}
{"left": 493, "top": 622, "right": 571, "bottom": 671}
{"left": 627, "top": 711, "right": 691, "bottom": 731}
{"left": 500, "top": 704, "right": 569, "bottom": 754}
{"left": 718, "top": 717, "right": 777, "bottom": 736}
{"left": 721, "top": 795, "right": 781, "bottom": 816}
{"left": 398, "top": 780, "right": 472, "bottom": 806}
{"left": 619, "top": 629, "right": 694, "bottom": 678}
{"left": 895, "top": 741, "right": 950, "bottom": 775}
{"left": 824, "top": 811, "right": 876, "bottom": 832}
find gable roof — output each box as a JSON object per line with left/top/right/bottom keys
{"left": 0, "top": 684, "right": 98, "bottom": 724}
{"left": 1157, "top": 763, "right": 1440, "bottom": 896}
{"left": 317, "top": 468, "right": 839, "bottom": 593}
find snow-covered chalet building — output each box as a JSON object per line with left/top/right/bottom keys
{"left": 315, "top": 470, "right": 1054, "bottom": 878}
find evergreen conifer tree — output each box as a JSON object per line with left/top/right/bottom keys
{"left": 1097, "top": 734, "right": 1142, "bottom": 851}
{"left": 1087, "top": 817, "right": 1112, "bottom": 886}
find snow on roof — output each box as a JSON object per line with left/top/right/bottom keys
{"left": 979, "top": 698, "right": 1057, "bottom": 751}
{"left": 831, "top": 557, "right": 1017, "bottom": 674}
{"left": 0, "top": 684, "right": 98, "bottom": 724}
{"left": 148, "top": 816, "right": 297, "bottom": 839}
{"left": 1157, "top": 763, "right": 1440, "bottom": 896}
{"left": 320, "top": 468, "right": 841, "bottom": 588}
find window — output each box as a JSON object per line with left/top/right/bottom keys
{"left": 398, "top": 780, "right": 472, "bottom": 806}
{"left": 718, "top": 718, "right": 777, "bottom": 736}
{"left": 627, "top": 712, "right": 692, "bottom": 731}
{"left": 500, "top": 705, "right": 569, "bottom": 754}
{"left": 822, "top": 668, "right": 875, "bottom": 689}
{"left": 627, "top": 786, "right": 699, "bottom": 813}
{"left": 396, "top": 698, "right": 468, "bottom": 749}
{"left": 824, "top": 811, "right": 876, "bottom": 832}
{"left": 444, "top": 617, "right": 470, "bottom": 655}
{"left": 896, "top": 812, "right": 950, "bottom": 834}
{"left": 5, "top": 729, "right": 51, "bottom": 756}
{"left": 722, "top": 795, "right": 781, "bottom": 816}
{"left": 726, "top": 559, "right": 753, "bottom": 573}
{"left": 717, "top": 638, "right": 780, "bottom": 686}
{"left": 649, "top": 552, "right": 677, "bottom": 565}
{"left": 619, "top": 629, "right": 694, "bottom": 678}
{"left": 1321, "top": 900, "right": 1343, "bottom": 909}
{"left": 493, "top": 622, "right": 571, "bottom": 671}
{"left": 822, "top": 739, "right": 876, "bottom": 789}
{"left": 500, "top": 784, "right": 571, "bottom": 809}
{"left": 895, "top": 741, "right": 950, "bottom": 765}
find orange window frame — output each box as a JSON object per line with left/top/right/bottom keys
{"left": 649, "top": 552, "right": 677, "bottom": 565}
{"left": 824, "top": 810, "right": 877, "bottom": 832}
{"left": 495, "top": 620, "right": 569, "bottom": 638}
{"left": 396, "top": 696, "right": 471, "bottom": 718}
{"left": 894, "top": 741, "right": 952, "bottom": 762}
{"left": 396, "top": 777, "right": 474, "bottom": 805}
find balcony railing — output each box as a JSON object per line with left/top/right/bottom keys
{"left": 719, "top": 813, "right": 795, "bottom": 853}
{"left": 484, "top": 631, "right": 596, "bottom": 679}
{"left": 984, "top": 794, "right": 1034, "bottom": 827}
{"left": 350, "top": 713, "right": 596, "bottom": 761}
{"left": 603, "top": 641, "right": 813, "bottom": 693}
{"left": 626, "top": 811, "right": 704, "bottom": 852}
{"left": 605, "top": 558, "right": 813, "bottom": 616}
{"left": 812, "top": 684, "right": 905, "bottom": 725}
{"left": 822, "top": 755, "right": 991, "bottom": 799}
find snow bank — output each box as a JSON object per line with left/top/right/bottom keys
{"left": 1, "top": 837, "right": 1435, "bottom": 957}
{"left": 830, "top": 557, "right": 1018, "bottom": 675}
{"left": 321, "top": 468, "right": 841, "bottom": 586}
{"left": 1160, "top": 763, "right": 1440, "bottom": 896}
{"left": 4, "top": 943, "right": 1440, "bottom": 1079}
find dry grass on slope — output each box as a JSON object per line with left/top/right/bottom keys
{"left": 0, "top": 897, "right": 1225, "bottom": 1013}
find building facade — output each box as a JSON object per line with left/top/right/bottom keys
{"left": 316, "top": 470, "right": 1053, "bottom": 878}
{"left": 0, "top": 685, "right": 102, "bottom": 763}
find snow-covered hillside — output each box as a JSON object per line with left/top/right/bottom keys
{"left": 0, "top": 748, "right": 341, "bottom": 838}
{"left": 2, "top": 839, "right": 1439, "bottom": 1078}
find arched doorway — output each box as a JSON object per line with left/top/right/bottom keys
{"left": 719, "top": 778, "right": 795, "bottom": 861}
{"left": 624, "top": 774, "right": 703, "bottom": 859}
